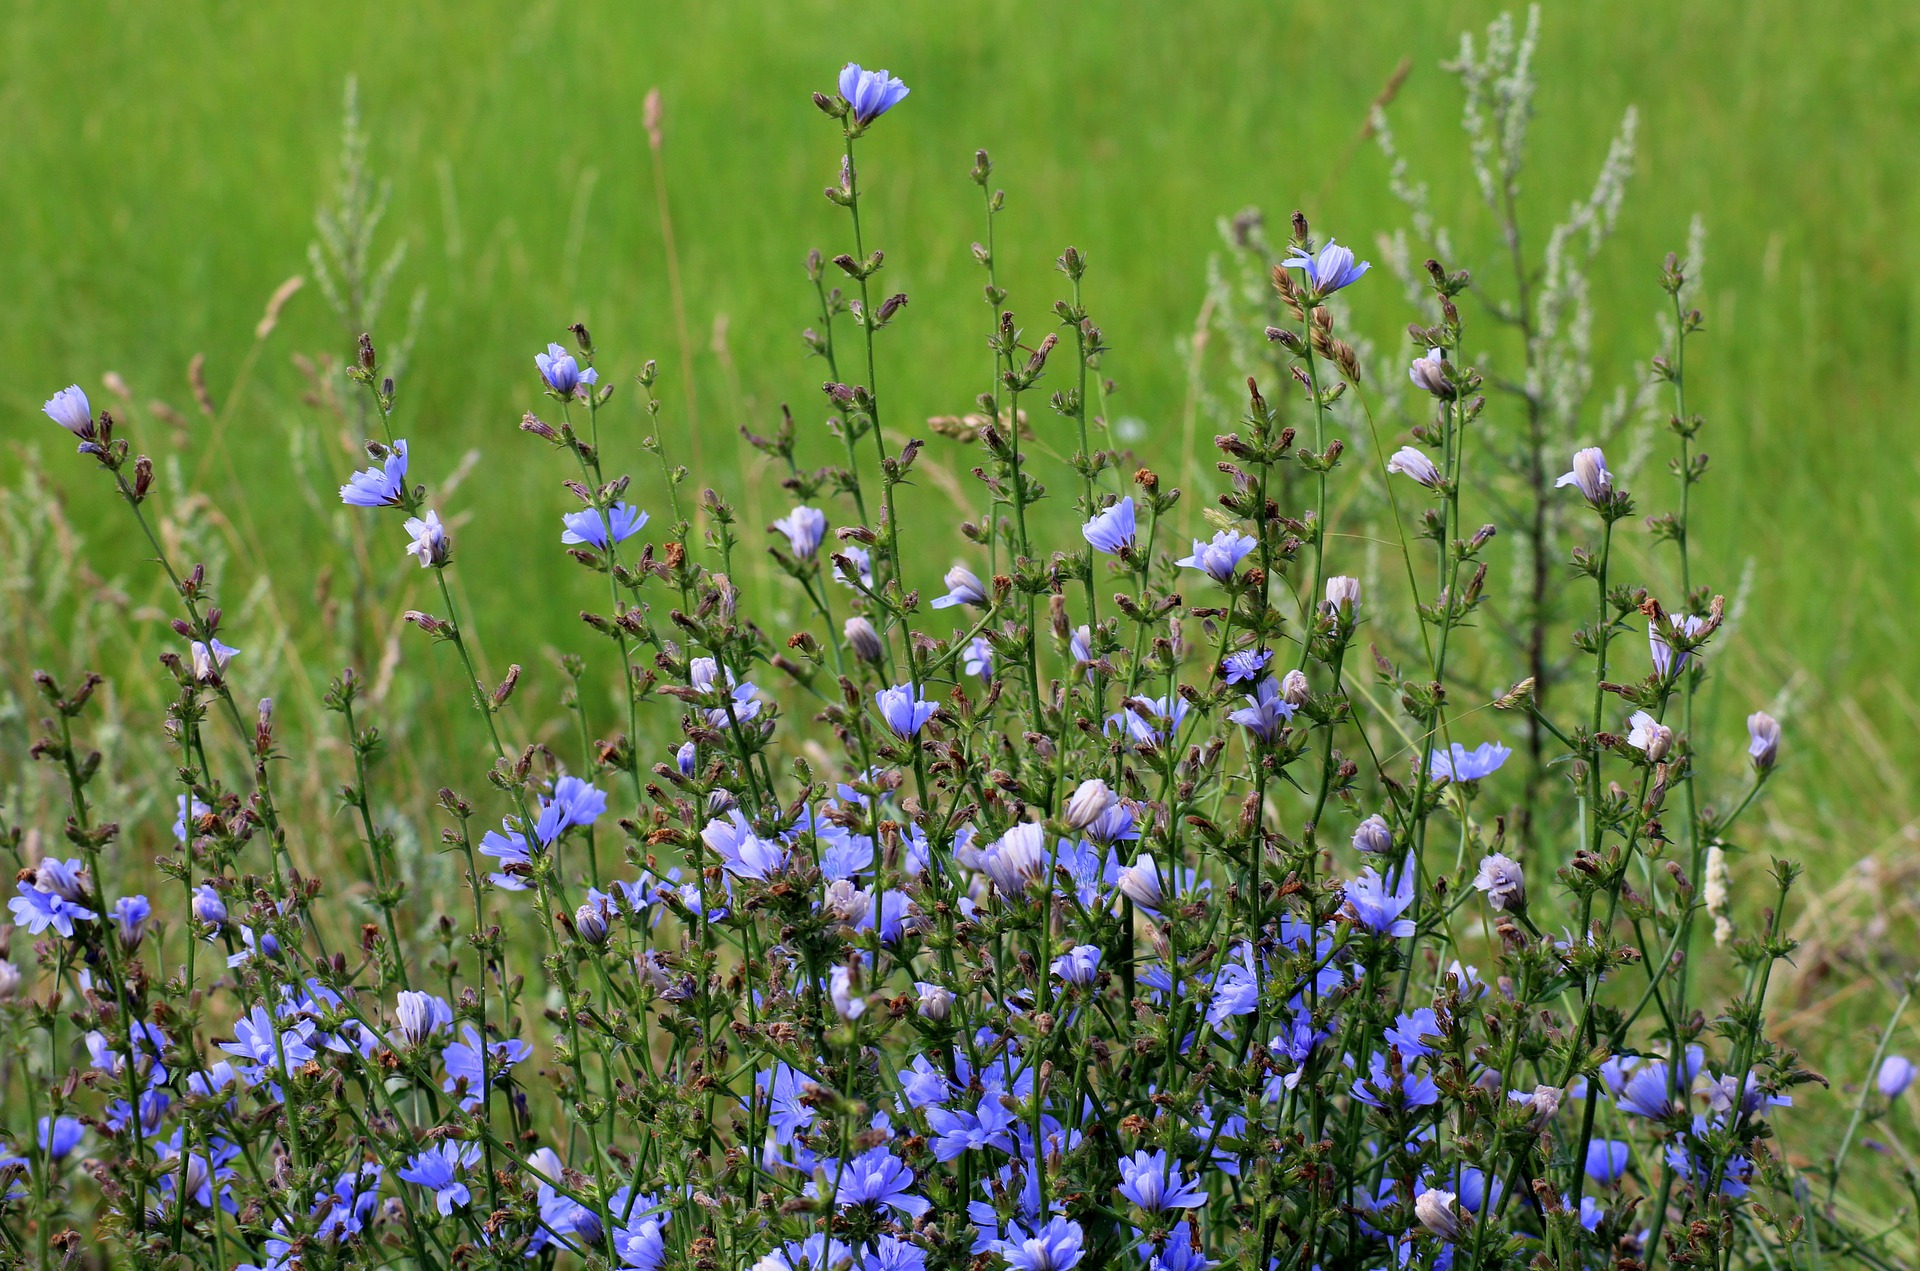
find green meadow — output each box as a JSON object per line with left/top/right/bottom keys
{"left": 7, "top": 0, "right": 1920, "bottom": 956}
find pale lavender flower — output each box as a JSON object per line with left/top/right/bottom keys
{"left": 1650, "top": 614, "right": 1709, "bottom": 677}
{"left": 963, "top": 636, "right": 993, "bottom": 679}
{"left": 1427, "top": 741, "right": 1512, "bottom": 782}
{"left": 561, "top": 502, "right": 648, "bottom": 550}
{"left": 1555, "top": 446, "right": 1613, "bottom": 503}
{"left": 1413, "top": 1189, "right": 1460, "bottom": 1243}
{"left": 773, "top": 506, "right": 829, "bottom": 558}
{"left": 874, "top": 684, "right": 936, "bottom": 738}
{"left": 42, "top": 385, "right": 95, "bottom": 440}
{"left": 190, "top": 638, "right": 239, "bottom": 683}
{"left": 1472, "top": 854, "right": 1526, "bottom": 912}
{"left": 1283, "top": 239, "right": 1370, "bottom": 297}
{"left": 111, "top": 895, "right": 152, "bottom": 950}
{"left": 1324, "top": 575, "right": 1361, "bottom": 616}
{"left": 845, "top": 616, "right": 883, "bottom": 664}
{"left": 1747, "top": 711, "right": 1780, "bottom": 772}
{"left": 340, "top": 440, "right": 409, "bottom": 507}
{"left": 1115, "top": 853, "right": 1165, "bottom": 912}
{"left": 1070, "top": 625, "right": 1093, "bottom": 664}
{"left": 930, "top": 564, "right": 988, "bottom": 609}
{"left": 1586, "top": 1140, "right": 1632, "bottom": 1185}
{"left": 1407, "top": 350, "right": 1453, "bottom": 399}
{"left": 441, "top": 1025, "right": 530, "bottom": 1111}
{"left": 1352, "top": 814, "right": 1392, "bottom": 855}
{"left": 536, "top": 343, "right": 597, "bottom": 398}
{"left": 980, "top": 823, "right": 1049, "bottom": 898}
{"left": 1064, "top": 778, "right": 1117, "bottom": 831}
{"left": 394, "top": 991, "right": 454, "bottom": 1048}
{"left": 1386, "top": 445, "right": 1442, "bottom": 488}
{"left": 403, "top": 510, "right": 449, "bottom": 568}
{"left": 1880, "top": 1056, "right": 1915, "bottom": 1099}
{"left": 1176, "top": 530, "right": 1257, "bottom": 583}
{"left": 1626, "top": 711, "right": 1674, "bottom": 761}
{"left": 838, "top": 64, "right": 910, "bottom": 125}
{"left": 191, "top": 884, "right": 227, "bottom": 930}
{"left": 914, "top": 982, "right": 953, "bottom": 1022}
{"left": 1081, "top": 496, "right": 1136, "bottom": 554}
{"left": 535, "top": 776, "right": 608, "bottom": 845}
{"left": 1106, "top": 695, "right": 1188, "bottom": 749}
{"left": 675, "top": 741, "right": 698, "bottom": 776}
{"left": 829, "top": 965, "right": 865, "bottom": 1021}
{"left": 835, "top": 546, "right": 874, "bottom": 589}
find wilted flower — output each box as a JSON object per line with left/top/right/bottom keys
{"left": 1747, "top": 711, "right": 1780, "bottom": 772}
{"left": 772, "top": 505, "right": 828, "bottom": 558}
{"left": 829, "top": 965, "right": 865, "bottom": 1021}
{"left": 837, "top": 64, "right": 910, "bottom": 125}
{"left": 340, "top": 441, "right": 409, "bottom": 507}
{"left": 1081, "top": 496, "right": 1136, "bottom": 554}
{"left": 929, "top": 564, "right": 988, "bottom": 609}
{"left": 43, "top": 385, "right": 95, "bottom": 440}
{"left": 1626, "top": 710, "right": 1675, "bottom": 761}
{"left": 394, "top": 991, "right": 454, "bottom": 1049}
{"left": 1555, "top": 446, "right": 1613, "bottom": 504}
{"left": 914, "top": 982, "right": 952, "bottom": 1022}
{"left": 1283, "top": 238, "right": 1370, "bottom": 298}
{"left": 1063, "top": 778, "right": 1117, "bottom": 831}
{"left": 1880, "top": 1056, "right": 1915, "bottom": 1099}
{"left": 1387, "top": 445, "right": 1444, "bottom": 488}
{"left": 1281, "top": 668, "right": 1310, "bottom": 706}
{"left": 1427, "top": 741, "right": 1512, "bottom": 782}
{"left": 1472, "top": 854, "right": 1526, "bottom": 912}
{"left": 535, "top": 342, "right": 598, "bottom": 398}
{"left": 561, "top": 502, "right": 648, "bottom": 550}
{"left": 1407, "top": 350, "right": 1454, "bottom": 399}
{"left": 1115, "top": 854, "right": 1165, "bottom": 912}
{"left": 874, "top": 683, "right": 936, "bottom": 738}
{"left": 1352, "top": 814, "right": 1392, "bottom": 855}
{"left": 403, "top": 510, "right": 450, "bottom": 568}
{"left": 1175, "top": 530, "right": 1257, "bottom": 583}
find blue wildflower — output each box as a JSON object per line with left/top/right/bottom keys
{"left": 1586, "top": 1139, "right": 1631, "bottom": 1185}
{"left": 441, "top": 1024, "right": 531, "bottom": 1111}
{"left": 43, "top": 385, "right": 95, "bottom": 440}
{"left": 963, "top": 636, "right": 993, "bottom": 679}
{"left": 1228, "top": 675, "right": 1294, "bottom": 741}
{"left": 1222, "top": 646, "right": 1272, "bottom": 684}
{"left": 110, "top": 894, "right": 152, "bottom": 950}
{"left": 773, "top": 505, "right": 829, "bottom": 558}
{"left": 993, "top": 1217, "right": 1084, "bottom": 1271}
{"left": 1081, "top": 496, "right": 1136, "bottom": 554}
{"left": 1343, "top": 864, "right": 1415, "bottom": 937}
{"left": 536, "top": 342, "right": 598, "bottom": 398}
{"left": 37, "top": 1117, "right": 83, "bottom": 1161}
{"left": 535, "top": 775, "right": 609, "bottom": 845}
{"left": 1175, "top": 530, "right": 1257, "bottom": 583}
{"left": 838, "top": 64, "right": 910, "bottom": 125}
{"left": 1427, "top": 741, "right": 1512, "bottom": 782}
{"left": 1117, "top": 1148, "right": 1208, "bottom": 1212}
{"left": 875, "top": 684, "right": 936, "bottom": 738}
{"left": 835, "top": 1146, "right": 929, "bottom": 1219}
{"left": 394, "top": 990, "right": 454, "bottom": 1049}
{"left": 1881, "top": 1056, "right": 1916, "bottom": 1099}
{"left": 930, "top": 564, "right": 988, "bottom": 610}
{"left": 1351, "top": 1052, "right": 1439, "bottom": 1108}
{"left": 1385, "top": 1007, "right": 1442, "bottom": 1057}
{"left": 562, "top": 502, "right": 649, "bottom": 550}
{"left": 1106, "top": 695, "right": 1188, "bottom": 750}
{"left": 403, "top": 510, "right": 449, "bottom": 568}
{"left": 398, "top": 1140, "right": 482, "bottom": 1215}
{"left": 1283, "top": 238, "right": 1370, "bottom": 298}
{"left": 339, "top": 440, "right": 409, "bottom": 507}
{"left": 1050, "top": 944, "right": 1102, "bottom": 988}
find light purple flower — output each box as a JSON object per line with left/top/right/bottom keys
{"left": 1586, "top": 1140, "right": 1632, "bottom": 1185}
{"left": 963, "top": 636, "right": 993, "bottom": 679}
{"left": 1283, "top": 238, "right": 1369, "bottom": 297}
{"left": 1106, "top": 695, "right": 1188, "bottom": 749}
{"left": 1352, "top": 814, "right": 1392, "bottom": 855}
{"left": 1228, "top": 676, "right": 1294, "bottom": 741}
{"left": 190, "top": 638, "right": 239, "bottom": 683}
{"left": 441, "top": 1024, "right": 531, "bottom": 1111}
{"left": 1081, "top": 496, "right": 1136, "bottom": 554}
{"left": 340, "top": 440, "right": 409, "bottom": 507}
{"left": 1555, "top": 446, "right": 1613, "bottom": 504}
{"left": 403, "top": 510, "right": 449, "bottom": 568}
{"left": 1387, "top": 445, "right": 1442, "bottom": 488}
{"left": 535, "top": 775, "right": 608, "bottom": 845}
{"left": 111, "top": 895, "right": 152, "bottom": 950}
{"left": 1880, "top": 1056, "right": 1915, "bottom": 1099}
{"left": 1051, "top": 944, "right": 1102, "bottom": 987}
{"left": 1175, "top": 530, "right": 1257, "bottom": 583}
{"left": 1472, "top": 854, "right": 1526, "bottom": 912}
{"left": 536, "top": 343, "right": 598, "bottom": 398}
{"left": 834, "top": 1146, "right": 927, "bottom": 1218}
{"left": 1747, "top": 711, "right": 1780, "bottom": 772}
{"left": 834, "top": 546, "right": 874, "bottom": 589}
{"left": 1650, "top": 614, "right": 1709, "bottom": 677}
{"left": 838, "top": 64, "right": 910, "bottom": 125}
{"left": 44, "top": 386, "right": 97, "bottom": 442}
{"left": 562, "top": 502, "right": 648, "bottom": 550}
{"left": 773, "top": 506, "right": 829, "bottom": 559}
{"left": 1427, "top": 741, "right": 1512, "bottom": 782}
{"left": 394, "top": 991, "right": 454, "bottom": 1048}
{"left": 1407, "top": 350, "right": 1453, "bottom": 399}
{"left": 1223, "top": 647, "right": 1272, "bottom": 684}
{"left": 994, "top": 1217, "right": 1085, "bottom": 1271}
{"left": 930, "top": 565, "right": 988, "bottom": 610}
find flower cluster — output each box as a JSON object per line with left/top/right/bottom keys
{"left": 3, "top": 37, "right": 1868, "bottom": 1271}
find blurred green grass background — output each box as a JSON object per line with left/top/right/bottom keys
{"left": 5, "top": 0, "right": 1918, "bottom": 844}
{"left": 5, "top": 0, "right": 1920, "bottom": 1208}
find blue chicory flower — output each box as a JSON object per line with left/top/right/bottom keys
{"left": 1343, "top": 864, "right": 1416, "bottom": 937}
{"left": 43, "top": 385, "right": 95, "bottom": 440}
{"left": 838, "top": 64, "right": 910, "bottom": 125}
{"left": 1117, "top": 1149, "right": 1208, "bottom": 1212}
{"left": 339, "top": 440, "right": 409, "bottom": 507}
{"left": 562, "top": 502, "right": 649, "bottom": 550}
{"left": 1283, "top": 238, "right": 1370, "bottom": 297}
{"left": 1175, "top": 530, "right": 1257, "bottom": 583}
{"left": 773, "top": 505, "right": 828, "bottom": 558}
{"left": 536, "top": 342, "right": 598, "bottom": 398}
{"left": 1427, "top": 741, "right": 1512, "bottom": 782}
{"left": 1081, "top": 496, "right": 1136, "bottom": 554}
{"left": 398, "top": 1141, "right": 482, "bottom": 1215}
{"left": 930, "top": 564, "right": 988, "bottom": 609}
{"left": 875, "top": 684, "right": 936, "bottom": 738}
